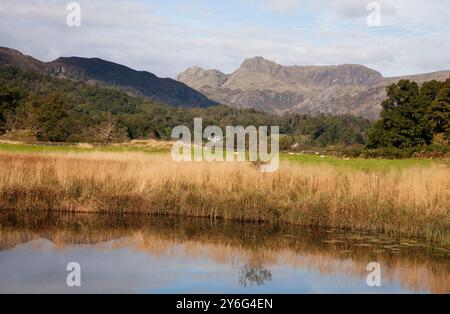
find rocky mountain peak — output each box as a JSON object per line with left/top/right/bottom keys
{"left": 175, "top": 65, "right": 205, "bottom": 79}
{"left": 308, "top": 64, "right": 384, "bottom": 86}
{"left": 238, "top": 56, "right": 282, "bottom": 75}
{"left": 176, "top": 66, "right": 228, "bottom": 89}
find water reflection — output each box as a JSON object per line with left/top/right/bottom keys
{"left": 0, "top": 211, "right": 448, "bottom": 293}
{"left": 239, "top": 263, "right": 272, "bottom": 288}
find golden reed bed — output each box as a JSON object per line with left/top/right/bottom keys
{"left": 0, "top": 151, "right": 449, "bottom": 245}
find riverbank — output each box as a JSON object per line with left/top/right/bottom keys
{"left": 0, "top": 149, "right": 449, "bottom": 246}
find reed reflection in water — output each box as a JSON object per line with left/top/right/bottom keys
{"left": 0, "top": 211, "right": 448, "bottom": 293}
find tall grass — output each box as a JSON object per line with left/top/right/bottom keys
{"left": 0, "top": 151, "right": 449, "bottom": 245}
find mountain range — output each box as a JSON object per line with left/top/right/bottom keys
{"left": 1, "top": 47, "right": 449, "bottom": 120}
{"left": 176, "top": 57, "right": 450, "bottom": 120}
{"left": 0, "top": 47, "right": 215, "bottom": 109}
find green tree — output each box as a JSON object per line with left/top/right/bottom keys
{"left": 0, "top": 87, "right": 21, "bottom": 132}
{"left": 428, "top": 78, "right": 450, "bottom": 140}
{"left": 367, "top": 80, "right": 433, "bottom": 149}
{"left": 30, "top": 93, "right": 74, "bottom": 142}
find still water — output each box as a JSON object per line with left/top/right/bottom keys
{"left": 0, "top": 211, "right": 448, "bottom": 293}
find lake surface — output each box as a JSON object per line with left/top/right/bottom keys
{"left": 0, "top": 211, "right": 448, "bottom": 294}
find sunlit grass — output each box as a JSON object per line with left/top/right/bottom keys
{"left": 282, "top": 153, "right": 438, "bottom": 171}
{"left": 0, "top": 141, "right": 444, "bottom": 171}
{"left": 0, "top": 141, "right": 170, "bottom": 154}
{"left": 0, "top": 150, "right": 449, "bottom": 245}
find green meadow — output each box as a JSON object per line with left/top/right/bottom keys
{"left": 282, "top": 153, "right": 441, "bottom": 170}
{"left": 0, "top": 141, "right": 445, "bottom": 171}
{"left": 0, "top": 142, "right": 168, "bottom": 154}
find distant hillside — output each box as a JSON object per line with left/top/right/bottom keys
{"left": 0, "top": 47, "right": 216, "bottom": 109}
{"left": 177, "top": 57, "right": 450, "bottom": 120}
{"left": 0, "top": 65, "right": 371, "bottom": 147}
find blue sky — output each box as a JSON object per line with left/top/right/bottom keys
{"left": 0, "top": 0, "right": 449, "bottom": 78}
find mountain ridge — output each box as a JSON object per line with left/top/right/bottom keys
{"left": 0, "top": 47, "right": 216, "bottom": 109}
{"left": 176, "top": 57, "right": 450, "bottom": 120}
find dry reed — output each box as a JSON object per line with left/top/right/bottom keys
{"left": 0, "top": 151, "right": 449, "bottom": 245}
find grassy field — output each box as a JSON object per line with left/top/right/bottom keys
{"left": 282, "top": 153, "right": 439, "bottom": 171}
{"left": 0, "top": 142, "right": 449, "bottom": 246}
{"left": 0, "top": 141, "right": 444, "bottom": 171}
{"left": 0, "top": 141, "right": 171, "bottom": 154}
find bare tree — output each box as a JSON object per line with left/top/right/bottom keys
{"left": 96, "top": 117, "right": 127, "bottom": 143}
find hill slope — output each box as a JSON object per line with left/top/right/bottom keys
{"left": 0, "top": 47, "right": 216, "bottom": 109}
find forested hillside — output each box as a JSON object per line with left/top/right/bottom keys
{"left": 0, "top": 65, "right": 371, "bottom": 147}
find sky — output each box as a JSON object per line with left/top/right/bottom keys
{"left": 0, "top": 0, "right": 449, "bottom": 78}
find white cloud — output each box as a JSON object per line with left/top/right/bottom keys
{"left": 261, "top": 0, "right": 302, "bottom": 13}
{"left": 0, "top": 0, "right": 449, "bottom": 78}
